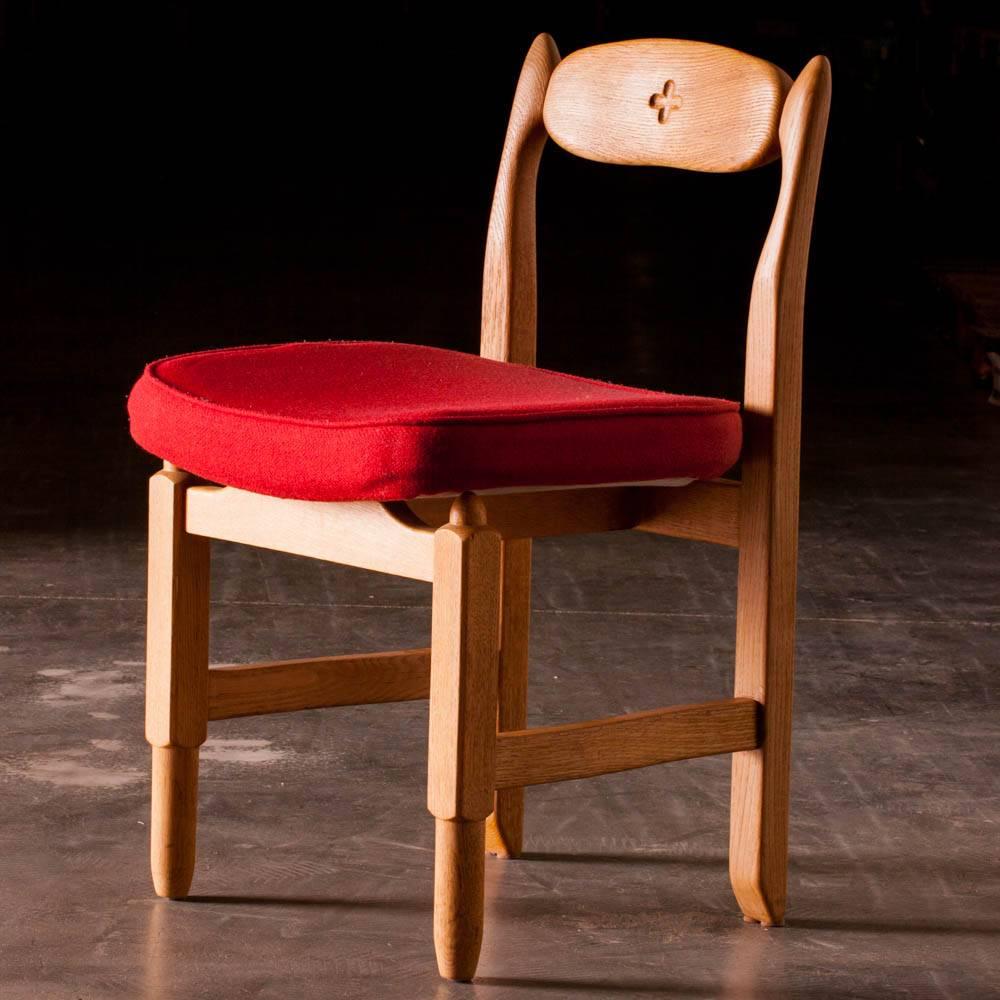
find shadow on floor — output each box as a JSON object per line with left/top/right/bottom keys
{"left": 477, "top": 977, "right": 718, "bottom": 995}
{"left": 183, "top": 894, "right": 429, "bottom": 912}
{"left": 519, "top": 850, "right": 726, "bottom": 867}
{"left": 790, "top": 916, "right": 1000, "bottom": 936}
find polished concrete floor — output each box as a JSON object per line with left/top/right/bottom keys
{"left": 3, "top": 330, "right": 1000, "bottom": 998}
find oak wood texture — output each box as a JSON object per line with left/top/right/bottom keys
{"left": 481, "top": 33, "right": 560, "bottom": 365}
{"left": 634, "top": 478, "right": 740, "bottom": 546}
{"left": 434, "top": 819, "right": 486, "bottom": 983}
{"left": 207, "top": 649, "right": 431, "bottom": 721}
{"left": 150, "top": 747, "right": 199, "bottom": 899}
{"left": 475, "top": 31, "right": 553, "bottom": 863}
{"left": 543, "top": 39, "right": 792, "bottom": 172}
{"left": 186, "top": 485, "right": 435, "bottom": 582}
{"left": 145, "top": 467, "right": 210, "bottom": 899}
{"left": 486, "top": 538, "right": 532, "bottom": 858}
{"left": 494, "top": 698, "right": 759, "bottom": 789}
{"left": 145, "top": 469, "right": 211, "bottom": 748}
{"left": 729, "top": 55, "right": 832, "bottom": 928}
{"left": 406, "top": 479, "right": 738, "bottom": 545}
{"left": 407, "top": 485, "right": 637, "bottom": 539}
{"left": 426, "top": 495, "right": 502, "bottom": 822}
{"left": 426, "top": 495, "right": 502, "bottom": 980}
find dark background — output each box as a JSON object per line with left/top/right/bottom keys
{"left": 3, "top": 0, "right": 999, "bottom": 524}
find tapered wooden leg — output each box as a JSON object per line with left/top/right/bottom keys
{"left": 427, "top": 494, "right": 502, "bottom": 982}
{"left": 729, "top": 412, "right": 799, "bottom": 927}
{"left": 145, "top": 466, "right": 210, "bottom": 900}
{"left": 434, "top": 819, "right": 486, "bottom": 980}
{"left": 729, "top": 676, "right": 792, "bottom": 927}
{"left": 486, "top": 538, "right": 531, "bottom": 859}
{"left": 151, "top": 746, "right": 200, "bottom": 898}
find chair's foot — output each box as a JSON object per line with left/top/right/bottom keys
{"left": 434, "top": 819, "right": 486, "bottom": 982}
{"left": 485, "top": 789, "right": 523, "bottom": 859}
{"left": 729, "top": 853, "right": 787, "bottom": 927}
{"left": 730, "top": 859, "right": 787, "bottom": 926}
{"left": 150, "top": 746, "right": 199, "bottom": 899}
{"left": 732, "top": 875, "right": 786, "bottom": 923}
{"left": 729, "top": 748, "right": 789, "bottom": 928}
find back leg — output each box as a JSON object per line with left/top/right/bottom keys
{"left": 728, "top": 440, "right": 797, "bottom": 927}
{"left": 487, "top": 538, "right": 531, "bottom": 859}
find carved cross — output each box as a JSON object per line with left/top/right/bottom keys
{"left": 649, "top": 80, "right": 683, "bottom": 124}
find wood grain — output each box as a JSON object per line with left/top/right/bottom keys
{"left": 481, "top": 33, "right": 560, "bottom": 365}
{"left": 427, "top": 495, "right": 502, "bottom": 821}
{"left": 486, "top": 538, "right": 532, "bottom": 858}
{"left": 186, "top": 485, "right": 435, "bottom": 582}
{"left": 145, "top": 466, "right": 210, "bottom": 900}
{"left": 635, "top": 478, "right": 740, "bottom": 546}
{"left": 477, "top": 36, "right": 556, "bottom": 863}
{"left": 730, "top": 56, "right": 832, "bottom": 928}
{"left": 434, "top": 819, "right": 486, "bottom": 982}
{"left": 207, "top": 648, "right": 431, "bottom": 721}
{"left": 544, "top": 39, "right": 791, "bottom": 172}
{"left": 408, "top": 480, "right": 738, "bottom": 545}
{"left": 426, "top": 495, "right": 502, "bottom": 981}
{"left": 145, "top": 469, "right": 211, "bottom": 748}
{"left": 150, "top": 746, "right": 199, "bottom": 899}
{"left": 494, "top": 698, "right": 759, "bottom": 789}
{"left": 407, "top": 485, "right": 638, "bottom": 539}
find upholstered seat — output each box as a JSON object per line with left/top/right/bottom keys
{"left": 128, "top": 340, "right": 741, "bottom": 501}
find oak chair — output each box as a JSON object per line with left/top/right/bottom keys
{"left": 128, "top": 36, "right": 830, "bottom": 982}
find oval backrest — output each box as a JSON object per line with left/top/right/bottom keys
{"left": 543, "top": 39, "right": 792, "bottom": 172}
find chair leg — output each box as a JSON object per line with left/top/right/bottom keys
{"left": 145, "top": 466, "right": 210, "bottom": 900}
{"left": 150, "top": 746, "right": 200, "bottom": 898}
{"left": 487, "top": 538, "right": 531, "bottom": 859}
{"left": 729, "top": 471, "right": 797, "bottom": 927}
{"left": 434, "top": 819, "right": 486, "bottom": 981}
{"left": 427, "top": 494, "right": 502, "bottom": 982}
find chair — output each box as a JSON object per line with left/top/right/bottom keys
{"left": 128, "top": 35, "right": 830, "bottom": 982}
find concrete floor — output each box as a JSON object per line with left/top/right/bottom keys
{"left": 2, "top": 338, "right": 1000, "bottom": 998}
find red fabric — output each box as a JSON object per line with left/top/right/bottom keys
{"left": 127, "top": 341, "right": 741, "bottom": 501}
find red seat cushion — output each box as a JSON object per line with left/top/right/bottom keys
{"left": 127, "top": 341, "right": 741, "bottom": 501}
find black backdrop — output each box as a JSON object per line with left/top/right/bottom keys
{"left": 3, "top": 1, "right": 999, "bottom": 429}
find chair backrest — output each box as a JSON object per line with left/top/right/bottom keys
{"left": 481, "top": 33, "right": 830, "bottom": 568}
{"left": 480, "top": 38, "right": 831, "bottom": 487}
{"left": 543, "top": 39, "right": 792, "bottom": 172}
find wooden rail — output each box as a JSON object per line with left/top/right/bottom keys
{"left": 494, "top": 697, "right": 759, "bottom": 788}
{"left": 635, "top": 479, "right": 740, "bottom": 547}
{"left": 186, "top": 486, "right": 436, "bottom": 581}
{"left": 406, "top": 479, "right": 740, "bottom": 545}
{"left": 207, "top": 648, "right": 431, "bottom": 721}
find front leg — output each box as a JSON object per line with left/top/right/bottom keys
{"left": 145, "top": 466, "right": 210, "bottom": 899}
{"left": 427, "top": 495, "right": 502, "bottom": 981}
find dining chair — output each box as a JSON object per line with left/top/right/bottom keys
{"left": 128, "top": 35, "right": 830, "bottom": 982}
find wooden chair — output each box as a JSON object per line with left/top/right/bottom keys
{"left": 129, "top": 36, "right": 830, "bottom": 983}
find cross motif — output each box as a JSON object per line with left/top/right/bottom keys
{"left": 648, "top": 80, "right": 683, "bottom": 124}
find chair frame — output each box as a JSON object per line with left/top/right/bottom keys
{"left": 143, "top": 34, "right": 831, "bottom": 983}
